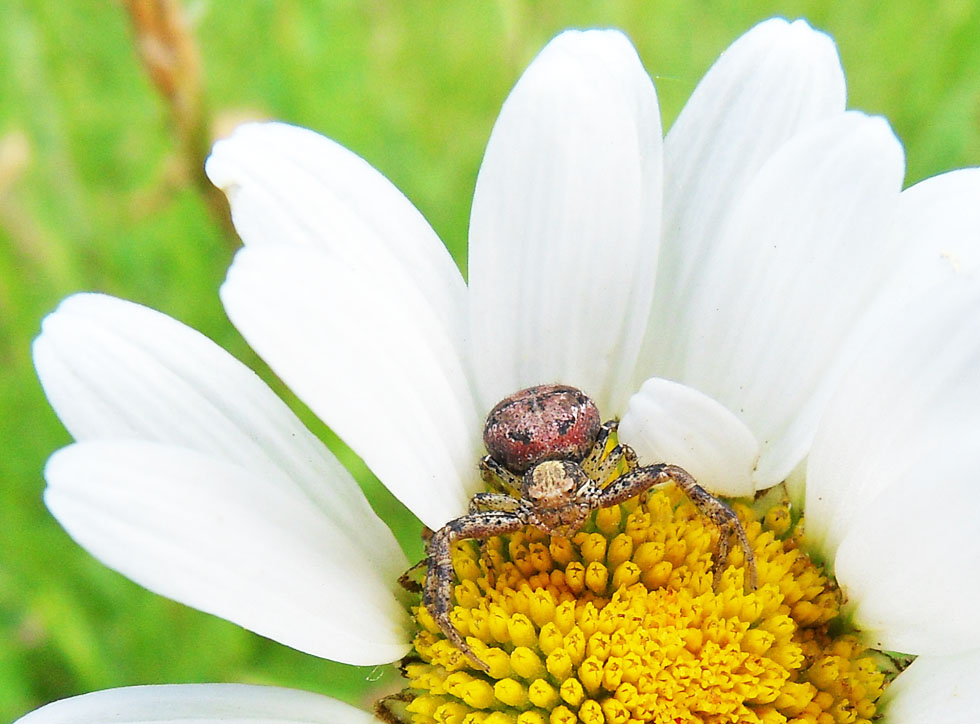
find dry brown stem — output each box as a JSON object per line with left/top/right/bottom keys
{"left": 123, "top": 0, "right": 236, "bottom": 243}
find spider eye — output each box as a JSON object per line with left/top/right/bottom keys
{"left": 484, "top": 384, "right": 601, "bottom": 474}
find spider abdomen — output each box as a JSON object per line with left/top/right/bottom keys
{"left": 483, "top": 384, "right": 601, "bottom": 474}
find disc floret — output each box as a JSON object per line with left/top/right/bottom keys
{"left": 393, "top": 489, "right": 886, "bottom": 724}
{"left": 380, "top": 386, "right": 887, "bottom": 723}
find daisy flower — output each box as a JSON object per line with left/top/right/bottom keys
{"left": 21, "top": 17, "right": 980, "bottom": 724}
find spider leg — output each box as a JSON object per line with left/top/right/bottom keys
{"left": 580, "top": 421, "right": 617, "bottom": 477}
{"left": 468, "top": 494, "right": 523, "bottom": 589}
{"left": 469, "top": 492, "right": 522, "bottom": 514}
{"left": 374, "top": 690, "right": 415, "bottom": 724}
{"left": 479, "top": 455, "right": 522, "bottom": 497}
{"left": 596, "top": 462, "right": 757, "bottom": 590}
{"left": 466, "top": 493, "right": 523, "bottom": 590}
{"left": 425, "top": 510, "right": 526, "bottom": 671}
{"left": 397, "top": 559, "right": 426, "bottom": 593}
{"left": 591, "top": 441, "right": 638, "bottom": 486}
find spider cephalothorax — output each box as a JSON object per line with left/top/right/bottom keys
{"left": 422, "top": 384, "right": 758, "bottom": 671}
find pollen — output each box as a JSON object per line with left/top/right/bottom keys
{"left": 387, "top": 489, "right": 887, "bottom": 724}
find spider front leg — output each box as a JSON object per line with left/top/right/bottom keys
{"left": 466, "top": 493, "right": 523, "bottom": 589}
{"left": 597, "top": 461, "right": 757, "bottom": 590}
{"left": 374, "top": 690, "right": 415, "bottom": 724}
{"left": 580, "top": 421, "right": 618, "bottom": 477}
{"left": 424, "top": 510, "right": 526, "bottom": 671}
{"left": 469, "top": 492, "right": 522, "bottom": 514}
{"left": 480, "top": 455, "right": 523, "bottom": 497}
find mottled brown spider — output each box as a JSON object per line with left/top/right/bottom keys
{"left": 423, "top": 384, "right": 758, "bottom": 671}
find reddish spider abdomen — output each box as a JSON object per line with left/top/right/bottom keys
{"left": 483, "top": 384, "right": 601, "bottom": 473}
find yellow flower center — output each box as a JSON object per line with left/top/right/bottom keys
{"left": 383, "top": 482, "right": 888, "bottom": 724}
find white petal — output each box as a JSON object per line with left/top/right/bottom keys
{"left": 867, "top": 168, "right": 980, "bottom": 317}
{"left": 619, "top": 378, "right": 759, "bottom": 497}
{"left": 643, "top": 18, "right": 846, "bottom": 383}
{"left": 661, "top": 112, "right": 904, "bottom": 488}
{"left": 807, "top": 279, "right": 980, "bottom": 559}
{"left": 468, "top": 29, "right": 663, "bottom": 416}
{"left": 14, "top": 684, "right": 374, "bottom": 724}
{"left": 206, "top": 121, "right": 466, "bottom": 344}
{"left": 884, "top": 651, "right": 980, "bottom": 724}
{"left": 804, "top": 280, "right": 980, "bottom": 654}
{"left": 32, "top": 293, "right": 406, "bottom": 583}
{"left": 222, "top": 245, "right": 483, "bottom": 530}
{"left": 800, "top": 171, "right": 980, "bottom": 512}
{"left": 834, "top": 433, "right": 980, "bottom": 655}
{"left": 46, "top": 441, "right": 411, "bottom": 665}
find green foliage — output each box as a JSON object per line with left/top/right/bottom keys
{"left": 1, "top": 0, "right": 977, "bottom": 720}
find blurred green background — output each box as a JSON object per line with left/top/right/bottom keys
{"left": 1, "top": 0, "right": 978, "bottom": 720}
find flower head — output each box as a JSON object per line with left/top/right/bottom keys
{"left": 21, "top": 17, "right": 980, "bottom": 724}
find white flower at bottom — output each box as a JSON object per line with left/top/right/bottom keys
{"left": 21, "top": 17, "right": 980, "bottom": 724}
